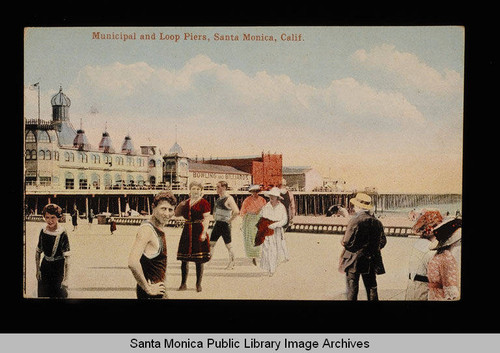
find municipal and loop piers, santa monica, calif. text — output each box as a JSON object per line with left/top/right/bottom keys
{"left": 91, "top": 31, "right": 304, "bottom": 43}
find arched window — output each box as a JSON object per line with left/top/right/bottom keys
{"left": 38, "top": 131, "right": 50, "bottom": 142}
{"left": 78, "top": 152, "right": 88, "bottom": 163}
{"left": 45, "top": 150, "right": 51, "bottom": 160}
{"left": 39, "top": 150, "right": 45, "bottom": 160}
{"left": 26, "top": 131, "right": 36, "bottom": 143}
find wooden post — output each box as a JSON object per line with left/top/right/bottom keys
{"left": 118, "top": 197, "right": 122, "bottom": 216}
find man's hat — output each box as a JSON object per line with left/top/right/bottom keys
{"left": 349, "top": 193, "right": 373, "bottom": 210}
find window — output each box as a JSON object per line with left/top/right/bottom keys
{"left": 65, "top": 178, "right": 74, "bottom": 189}
{"left": 79, "top": 178, "right": 88, "bottom": 189}
{"left": 79, "top": 152, "right": 88, "bottom": 163}
{"left": 26, "top": 131, "right": 36, "bottom": 143}
{"left": 39, "top": 176, "right": 51, "bottom": 186}
{"left": 38, "top": 131, "right": 50, "bottom": 142}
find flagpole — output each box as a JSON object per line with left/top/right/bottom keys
{"left": 37, "top": 83, "right": 40, "bottom": 124}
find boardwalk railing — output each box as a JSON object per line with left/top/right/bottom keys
{"left": 288, "top": 223, "right": 414, "bottom": 237}
{"left": 25, "top": 216, "right": 413, "bottom": 237}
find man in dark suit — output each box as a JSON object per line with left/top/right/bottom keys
{"left": 339, "top": 193, "right": 386, "bottom": 301}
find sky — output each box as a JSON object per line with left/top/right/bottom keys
{"left": 24, "top": 26, "right": 464, "bottom": 193}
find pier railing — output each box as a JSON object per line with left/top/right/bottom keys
{"left": 25, "top": 215, "right": 413, "bottom": 237}
{"left": 288, "top": 223, "right": 414, "bottom": 237}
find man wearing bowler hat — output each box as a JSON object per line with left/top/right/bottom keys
{"left": 339, "top": 193, "right": 387, "bottom": 301}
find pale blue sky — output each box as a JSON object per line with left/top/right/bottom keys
{"left": 24, "top": 26, "right": 464, "bottom": 193}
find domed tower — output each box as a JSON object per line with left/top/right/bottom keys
{"left": 73, "top": 119, "right": 91, "bottom": 151}
{"left": 51, "top": 86, "right": 71, "bottom": 122}
{"left": 168, "top": 142, "right": 184, "bottom": 155}
{"left": 98, "top": 131, "right": 115, "bottom": 153}
{"left": 73, "top": 129, "right": 91, "bottom": 151}
{"left": 121, "top": 135, "right": 135, "bottom": 155}
{"left": 51, "top": 86, "right": 76, "bottom": 146}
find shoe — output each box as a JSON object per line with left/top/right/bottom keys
{"left": 178, "top": 283, "right": 187, "bottom": 291}
{"left": 225, "top": 260, "right": 235, "bottom": 270}
{"left": 196, "top": 284, "right": 202, "bottom": 292}
{"left": 252, "top": 258, "right": 257, "bottom": 266}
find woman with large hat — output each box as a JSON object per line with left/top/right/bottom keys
{"left": 405, "top": 209, "right": 443, "bottom": 300}
{"left": 259, "top": 187, "right": 288, "bottom": 276}
{"left": 427, "top": 217, "right": 462, "bottom": 300}
{"left": 240, "top": 185, "right": 267, "bottom": 265}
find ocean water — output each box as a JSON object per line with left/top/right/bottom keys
{"left": 376, "top": 201, "right": 462, "bottom": 218}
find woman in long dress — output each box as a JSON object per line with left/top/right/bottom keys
{"left": 259, "top": 187, "right": 288, "bottom": 276}
{"left": 176, "top": 181, "right": 211, "bottom": 292}
{"left": 405, "top": 209, "right": 443, "bottom": 300}
{"left": 427, "top": 217, "right": 462, "bottom": 300}
{"left": 36, "top": 203, "right": 71, "bottom": 298}
{"left": 240, "top": 185, "right": 267, "bottom": 265}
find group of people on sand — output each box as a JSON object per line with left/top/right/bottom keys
{"left": 34, "top": 179, "right": 295, "bottom": 299}
{"left": 127, "top": 179, "right": 296, "bottom": 298}
{"left": 336, "top": 192, "right": 462, "bottom": 301}
{"left": 33, "top": 185, "right": 461, "bottom": 301}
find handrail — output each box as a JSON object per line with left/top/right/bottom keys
{"left": 288, "top": 223, "right": 414, "bottom": 237}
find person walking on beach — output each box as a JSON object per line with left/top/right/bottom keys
{"left": 405, "top": 209, "right": 443, "bottom": 300}
{"left": 259, "top": 187, "right": 289, "bottom": 276}
{"left": 71, "top": 205, "right": 78, "bottom": 231}
{"left": 109, "top": 217, "right": 117, "bottom": 234}
{"left": 339, "top": 193, "right": 386, "bottom": 301}
{"left": 35, "top": 203, "right": 71, "bottom": 298}
{"left": 128, "top": 192, "right": 176, "bottom": 299}
{"left": 209, "top": 181, "right": 240, "bottom": 269}
{"left": 176, "top": 181, "right": 211, "bottom": 292}
{"left": 88, "top": 208, "right": 94, "bottom": 229}
{"left": 240, "top": 185, "right": 267, "bottom": 265}
{"left": 278, "top": 179, "right": 295, "bottom": 262}
{"left": 427, "top": 217, "right": 462, "bottom": 300}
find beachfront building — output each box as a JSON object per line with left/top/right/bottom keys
{"left": 198, "top": 153, "right": 283, "bottom": 189}
{"left": 282, "top": 166, "right": 323, "bottom": 192}
{"left": 25, "top": 87, "right": 164, "bottom": 194}
{"left": 189, "top": 161, "right": 252, "bottom": 191}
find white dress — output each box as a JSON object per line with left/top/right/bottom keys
{"left": 259, "top": 202, "right": 288, "bottom": 274}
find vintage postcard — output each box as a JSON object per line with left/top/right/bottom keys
{"left": 23, "top": 26, "right": 464, "bottom": 301}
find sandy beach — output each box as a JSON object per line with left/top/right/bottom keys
{"left": 24, "top": 215, "right": 418, "bottom": 301}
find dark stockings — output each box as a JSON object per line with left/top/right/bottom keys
{"left": 180, "top": 261, "right": 204, "bottom": 291}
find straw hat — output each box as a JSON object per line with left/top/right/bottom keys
{"left": 430, "top": 217, "right": 462, "bottom": 250}
{"left": 265, "top": 187, "right": 284, "bottom": 199}
{"left": 349, "top": 193, "right": 373, "bottom": 210}
{"left": 248, "top": 184, "right": 261, "bottom": 192}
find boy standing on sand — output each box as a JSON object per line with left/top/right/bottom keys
{"left": 128, "top": 192, "right": 177, "bottom": 299}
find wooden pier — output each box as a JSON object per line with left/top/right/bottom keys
{"left": 24, "top": 188, "right": 461, "bottom": 219}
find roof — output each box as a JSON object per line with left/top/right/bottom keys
{"left": 51, "top": 87, "right": 71, "bottom": 106}
{"left": 282, "top": 166, "right": 313, "bottom": 175}
{"left": 188, "top": 161, "right": 250, "bottom": 175}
